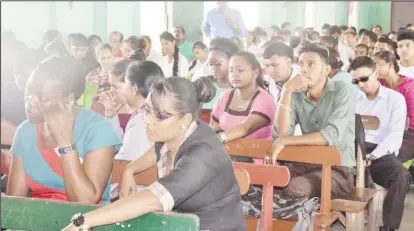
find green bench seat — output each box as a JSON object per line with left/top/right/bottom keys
{"left": 1, "top": 196, "right": 199, "bottom": 231}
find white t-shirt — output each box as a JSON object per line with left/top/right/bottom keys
{"left": 398, "top": 63, "right": 414, "bottom": 79}
{"left": 146, "top": 49, "right": 165, "bottom": 70}
{"left": 191, "top": 60, "right": 212, "bottom": 81}
{"left": 338, "top": 43, "right": 352, "bottom": 72}
{"left": 159, "top": 53, "right": 189, "bottom": 78}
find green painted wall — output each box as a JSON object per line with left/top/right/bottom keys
{"left": 357, "top": 1, "right": 391, "bottom": 32}
{"left": 335, "top": 1, "right": 349, "bottom": 26}
{"left": 172, "top": 1, "right": 204, "bottom": 41}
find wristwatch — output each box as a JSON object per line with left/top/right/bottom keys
{"left": 366, "top": 154, "right": 377, "bottom": 161}
{"left": 54, "top": 144, "right": 77, "bottom": 155}
{"left": 71, "top": 213, "right": 92, "bottom": 231}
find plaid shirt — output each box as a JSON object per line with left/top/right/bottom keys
{"left": 85, "top": 67, "right": 110, "bottom": 96}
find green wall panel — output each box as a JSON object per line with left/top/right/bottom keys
{"left": 357, "top": 1, "right": 391, "bottom": 32}
{"left": 172, "top": 1, "right": 204, "bottom": 41}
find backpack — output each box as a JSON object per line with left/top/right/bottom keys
{"left": 241, "top": 185, "right": 319, "bottom": 231}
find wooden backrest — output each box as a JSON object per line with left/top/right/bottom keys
{"left": 356, "top": 115, "right": 380, "bottom": 188}
{"left": 234, "top": 169, "right": 251, "bottom": 195}
{"left": 112, "top": 161, "right": 253, "bottom": 196}
{"left": 225, "top": 138, "right": 341, "bottom": 230}
{"left": 111, "top": 160, "right": 157, "bottom": 185}
{"left": 1, "top": 195, "right": 200, "bottom": 231}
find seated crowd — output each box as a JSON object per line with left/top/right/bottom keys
{"left": 1, "top": 18, "right": 414, "bottom": 231}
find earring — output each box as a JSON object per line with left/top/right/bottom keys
{"left": 180, "top": 125, "right": 186, "bottom": 129}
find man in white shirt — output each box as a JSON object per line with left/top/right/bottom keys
{"left": 262, "top": 41, "right": 302, "bottom": 135}
{"left": 397, "top": 30, "right": 414, "bottom": 78}
{"left": 349, "top": 56, "right": 411, "bottom": 231}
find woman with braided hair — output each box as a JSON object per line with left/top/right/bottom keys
{"left": 159, "top": 31, "right": 189, "bottom": 78}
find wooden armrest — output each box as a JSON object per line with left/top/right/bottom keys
{"left": 112, "top": 160, "right": 157, "bottom": 185}
{"left": 360, "top": 115, "right": 380, "bottom": 130}
{"left": 233, "top": 169, "right": 250, "bottom": 195}
{"left": 232, "top": 162, "right": 290, "bottom": 187}
{"left": 225, "top": 139, "right": 341, "bottom": 166}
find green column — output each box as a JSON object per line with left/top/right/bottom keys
{"left": 335, "top": 1, "right": 349, "bottom": 26}
{"left": 172, "top": 1, "right": 204, "bottom": 41}
{"left": 357, "top": 1, "right": 391, "bottom": 32}
{"left": 49, "top": 2, "right": 57, "bottom": 29}
{"left": 93, "top": 2, "right": 108, "bottom": 39}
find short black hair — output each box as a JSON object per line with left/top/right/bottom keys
{"left": 110, "top": 59, "right": 132, "bottom": 81}
{"left": 349, "top": 26, "right": 357, "bottom": 33}
{"left": 32, "top": 56, "right": 86, "bottom": 100}
{"left": 270, "top": 25, "right": 280, "bottom": 32}
{"left": 110, "top": 31, "right": 124, "bottom": 42}
{"left": 362, "top": 30, "right": 378, "bottom": 43}
{"left": 263, "top": 41, "right": 294, "bottom": 61}
{"left": 377, "top": 37, "right": 397, "bottom": 51}
{"left": 407, "top": 23, "right": 413, "bottom": 27}
{"left": 358, "top": 28, "right": 367, "bottom": 37}
{"left": 71, "top": 33, "right": 88, "bottom": 47}
{"left": 126, "top": 60, "right": 164, "bottom": 98}
{"left": 339, "top": 25, "right": 349, "bottom": 31}
{"left": 374, "top": 25, "right": 382, "bottom": 31}
{"left": 209, "top": 37, "right": 239, "bottom": 58}
{"left": 174, "top": 25, "right": 185, "bottom": 35}
{"left": 289, "top": 36, "right": 301, "bottom": 49}
{"left": 320, "top": 35, "right": 338, "bottom": 48}
{"left": 345, "top": 31, "right": 357, "bottom": 37}
{"left": 281, "top": 22, "right": 291, "bottom": 29}
{"left": 298, "top": 43, "right": 330, "bottom": 64}
{"left": 252, "top": 27, "right": 267, "bottom": 37}
{"left": 356, "top": 43, "right": 369, "bottom": 53}
{"left": 322, "top": 23, "right": 330, "bottom": 30}
{"left": 87, "top": 34, "right": 101, "bottom": 46}
{"left": 397, "top": 30, "right": 414, "bottom": 43}
{"left": 44, "top": 41, "right": 68, "bottom": 56}
{"left": 349, "top": 56, "right": 376, "bottom": 71}
{"left": 328, "top": 26, "right": 342, "bottom": 36}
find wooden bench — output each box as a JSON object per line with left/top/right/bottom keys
{"left": 225, "top": 139, "right": 341, "bottom": 231}
{"left": 1, "top": 195, "right": 199, "bottom": 231}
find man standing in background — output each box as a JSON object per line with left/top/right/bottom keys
{"left": 201, "top": 1, "right": 247, "bottom": 40}
{"left": 174, "top": 25, "right": 194, "bottom": 62}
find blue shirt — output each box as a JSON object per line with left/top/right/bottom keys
{"left": 201, "top": 8, "right": 247, "bottom": 39}
{"left": 11, "top": 108, "right": 122, "bottom": 204}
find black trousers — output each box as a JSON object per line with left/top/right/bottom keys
{"left": 368, "top": 154, "right": 411, "bottom": 229}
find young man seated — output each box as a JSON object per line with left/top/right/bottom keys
{"left": 262, "top": 41, "right": 302, "bottom": 135}
{"left": 349, "top": 56, "right": 411, "bottom": 231}
{"left": 397, "top": 30, "right": 414, "bottom": 78}
{"left": 271, "top": 43, "right": 356, "bottom": 199}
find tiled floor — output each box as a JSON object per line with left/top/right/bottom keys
{"left": 332, "top": 185, "right": 414, "bottom": 231}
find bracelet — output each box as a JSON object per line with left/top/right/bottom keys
{"left": 278, "top": 103, "right": 292, "bottom": 112}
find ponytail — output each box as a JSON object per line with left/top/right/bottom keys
{"left": 173, "top": 46, "right": 179, "bottom": 76}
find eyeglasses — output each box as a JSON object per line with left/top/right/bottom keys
{"left": 352, "top": 70, "right": 374, "bottom": 85}
{"left": 140, "top": 105, "right": 179, "bottom": 122}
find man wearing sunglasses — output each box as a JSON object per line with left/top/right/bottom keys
{"left": 350, "top": 56, "right": 410, "bottom": 231}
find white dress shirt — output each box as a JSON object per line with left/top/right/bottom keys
{"left": 356, "top": 83, "right": 407, "bottom": 158}
{"left": 190, "top": 60, "right": 212, "bottom": 81}
{"left": 398, "top": 63, "right": 414, "bottom": 79}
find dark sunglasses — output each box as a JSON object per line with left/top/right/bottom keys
{"left": 352, "top": 70, "right": 374, "bottom": 85}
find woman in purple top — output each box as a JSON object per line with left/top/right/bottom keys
{"left": 211, "top": 51, "right": 276, "bottom": 163}
{"left": 374, "top": 51, "right": 414, "bottom": 163}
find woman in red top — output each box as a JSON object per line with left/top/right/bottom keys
{"left": 374, "top": 50, "right": 414, "bottom": 163}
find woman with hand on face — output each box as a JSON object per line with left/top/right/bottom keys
{"left": 62, "top": 77, "right": 246, "bottom": 231}
{"left": 104, "top": 60, "right": 164, "bottom": 199}
{"left": 6, "top": 56, "right": 121, "bottom": 204}
{"left": 80, "top": 43, "right": 116, "bottom": 109}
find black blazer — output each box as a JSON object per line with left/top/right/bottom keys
{"left": 154, "top": 122, "right": 246, "bottom": 231}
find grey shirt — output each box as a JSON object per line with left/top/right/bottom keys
{"left": 273, "top": 78, "right": 356, "bottom": 167}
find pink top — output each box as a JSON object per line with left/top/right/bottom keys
{"left": 381, "top": 76, "right": 414, "bottom": 129}
{"left": 212, "top": 88, "right": 276, "bottom": 163}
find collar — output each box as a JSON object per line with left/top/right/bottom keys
{"left": 160, "top": 121, "right": 199, "bottom": 154}
{"left": 357, "top": 82, "right": 386, "bottom": 100}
